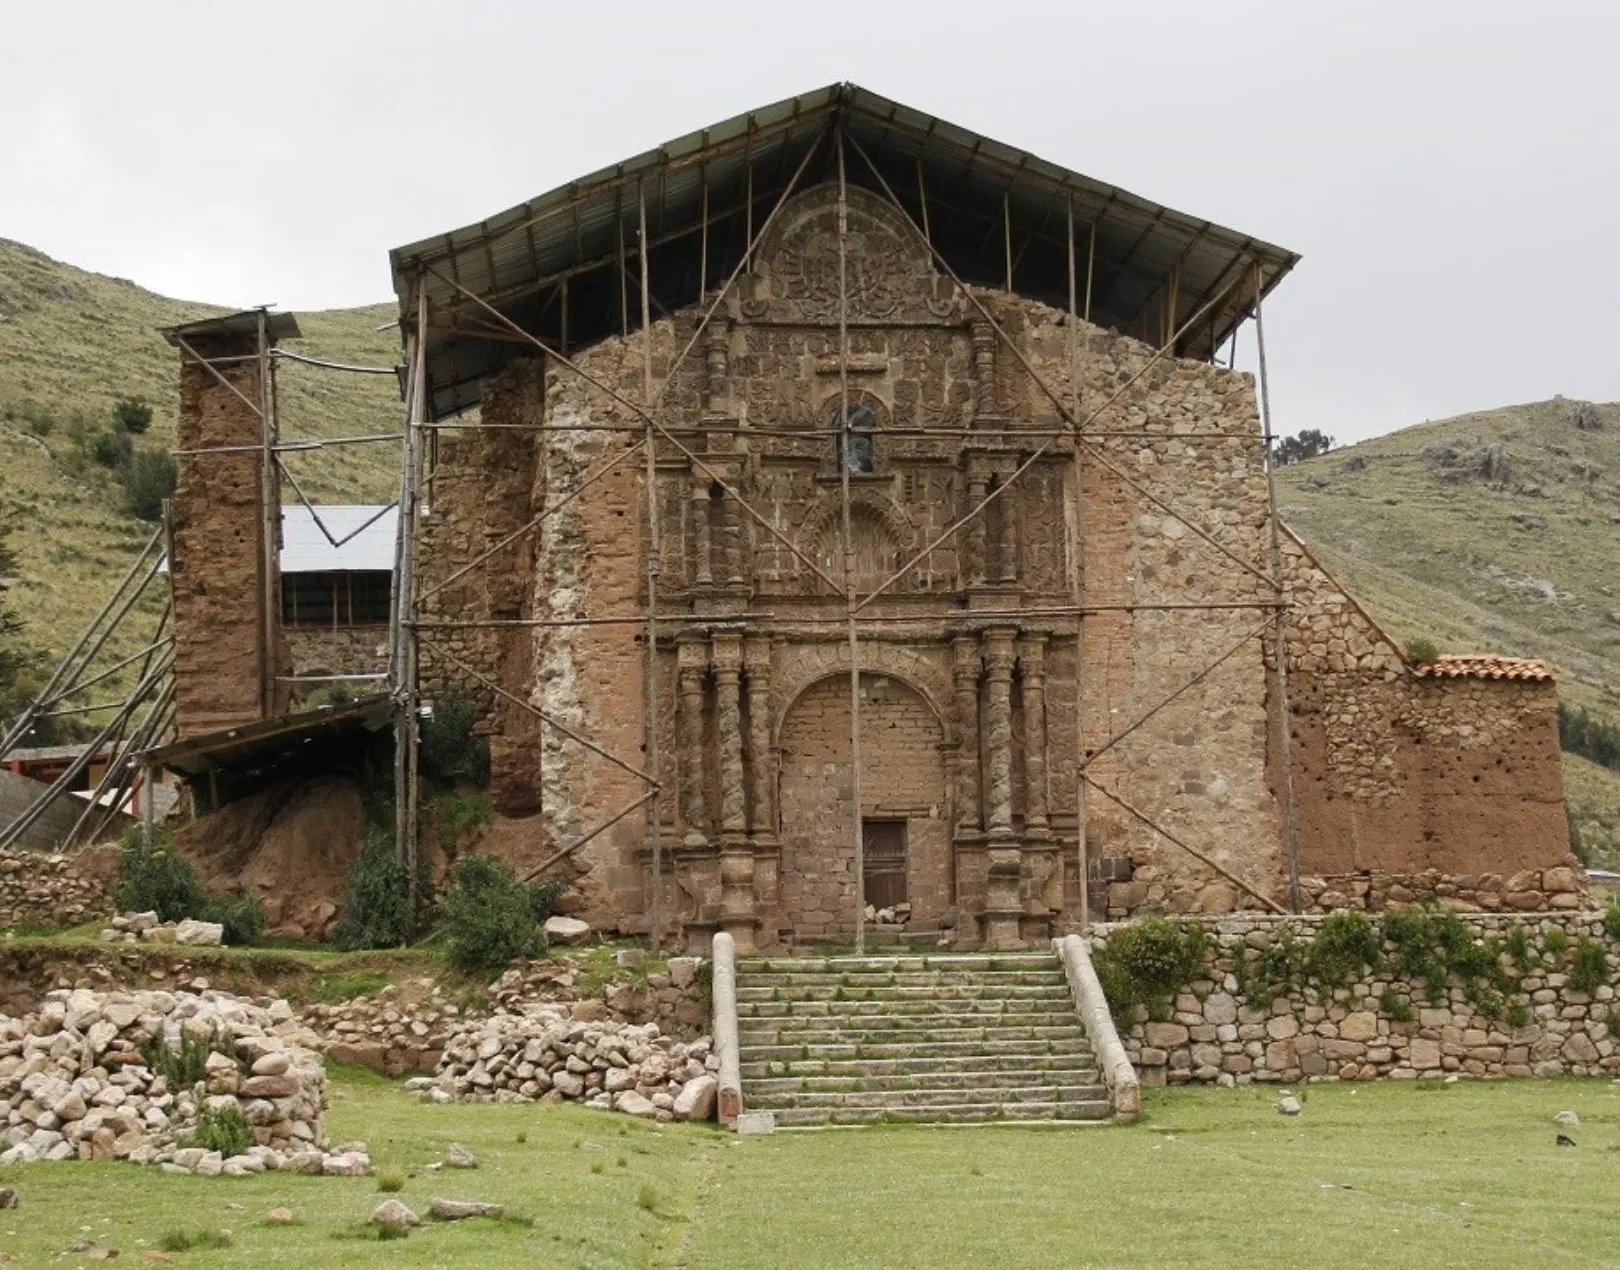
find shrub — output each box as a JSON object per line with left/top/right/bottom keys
{"left": 1544, "top": 926, "right": 1569, "bottom": 956}
{"left": 187, "top": 1104, "right": 253, "bottom": 1157}
{"left": 115, "top": 828, "right": 204, "bottom": 921}
{"left": 1503, "top": 924, "right": 1536, "bottom": 971}
{"left": 1093, "top": 918, "right": 1206, "bottom": 1014}
{"left": 441, "top": 853, "right": 541, "bottom": 972}
{"left": 376, "top": 1170, "right": 406, "bottom": 1193}
{"left": 123, "top": 447, "right": 177, "bottom": 521}
{"left": 436, "top": 790, "right": 494, "bottom": 853}
{"left": 1604, "top": 902, "right": 1620, "bottom": 942}
{"left": 1405, "top": 637, "right": 1440, "bottom": 666}
{"left": 420, "top": 690, "right": 490, "bottom": 788}
{"left": 202, "top": 891, "right": 267, "bottom": 947}
{"left": 1506, "top": 1003, "right": 1531, "bottom": 1029}
{"left": 1307, "top": 910, "right": 1381, "bottom": 987}
{"left": 160, "top": 1229, "right": 233, "bottom": 1253}
{"left": 1569, "top": 937, "right": 1608, "bottom": 995}
{"left": 529, "top": 877, "right": 567, "bottom": 926}
{"left": 335, "top": 824, "right": 414, "bottom": 950}
{"left": 113, "top": 398, "right": 154, "bottom": 434}
{"left": 87, "top": 426, "right": 133, "bottom": 470}
{"left": 141, "top": 1026, "right": 235, "bottom": 1090}
{"left": 1378, "top": 988, "right": 1414, "bottom": 1023}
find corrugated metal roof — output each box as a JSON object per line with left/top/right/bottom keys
{"left": 1415, "top": 655, "right": 1556, "bottom": 682}
{"left": 390, "top": 82, "right": 1300, "bottom": 419}
{"left": 280, "top": 505, "right": 397, "bottom": 574}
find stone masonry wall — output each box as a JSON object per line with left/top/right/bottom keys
{"left": 1098, "top": 912, "right": 1620, "bottom": 1085}
{"left": 0, "top": 845, "right": 117, "bottom": 928}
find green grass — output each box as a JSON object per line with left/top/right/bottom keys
{"left": 0, "top": 1071, "right": 1617, "bottom": 1267}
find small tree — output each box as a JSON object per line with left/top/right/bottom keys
{"left": 1272, "top": 428, "right": 1335, "bottom": 466}
{"left": 441, "top": 853, "right": 542, "bottom": 971}
{"left": 124, "top": 448, "right": 177, "bottom": 522}
{"left": 88, "top": 427, "right": 133, "bottom": 470}
{"left": 334, "top": 824, "right": 415, "bottom": 949}
{"left": 113, "top": 398, "right": 154, "bottom": 434}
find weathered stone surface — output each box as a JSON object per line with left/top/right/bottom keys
{"left": 673, "top": 1074, "right": 717, "bottom": 1122}
{"left": 371, "top": 1199, "right": 419, "bottom": 1230}
{"left": 430, "top": 1198, "right": 505, "bottom": 1220}
{"left": 544, "top": 916, "right": 592, "bottom": 946}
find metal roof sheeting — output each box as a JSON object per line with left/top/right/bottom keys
{"left": 280, "top": 505, "right": 397, "bottom": 574}
{"left": 389, "top": 82, "right": 1299, "bottom": 419}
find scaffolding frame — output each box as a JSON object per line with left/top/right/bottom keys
{"left": 382, "top": 111, "right": 1303, "bottom": 947}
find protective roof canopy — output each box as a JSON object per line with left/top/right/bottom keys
{"left": 280, "top": 505, "right": 397, "bottom": 574}
{"left": 390, "top": 82, "right": 1299, "bottom": 420}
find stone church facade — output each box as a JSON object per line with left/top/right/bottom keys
{"left": 413, "top": 178, "right": 1572, "bottom": 951}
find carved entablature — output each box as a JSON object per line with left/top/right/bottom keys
{"left": 737, "top": 185, "right": 963, "bottom": 326}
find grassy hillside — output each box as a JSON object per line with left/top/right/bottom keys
{"left": 0, "top": 238, "right": 402, "bottom": 723}
{"left": 1, "top": 240, "right": 1616, "bottom": 860}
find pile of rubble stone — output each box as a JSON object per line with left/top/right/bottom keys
{"left": 98, "top": 911, "right": 223, "bottom": 946}
{"left": 864, "top": 901, "right": 912, "bottom": 927}
{"left": 420, "top": 1004, "right": 718, "bottom": 1122}
{"left": 0, "top": 987, "right": 368, "bottom": 1176}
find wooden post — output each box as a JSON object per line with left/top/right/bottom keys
{"left": 256, "top": 309, "right": 279, "bottom": 719}
{"left": 640, "top": 179, "right": 666, "bottom": 952}
{"left": 836, "top": 127, "right": 864, "bottom": 955}
{"left": 1067, "top": 195, "right": 1090, "bottom": 931}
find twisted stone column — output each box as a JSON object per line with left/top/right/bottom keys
{"left": 712, "top": 635, "right": 747, "bottom": 839}
{"left": 971, "top": 321, "right": 996, "bottom": 418}
{"left": 982, "top": 629, "right": 1017, "bottom": 838}
{"left": 952, "top": 635, "right": 982, "bottom": 836}
{"left": 743, "top": 636, "right": 774, "bottom": 840}
{"left": 966, "top": 472, "right": 989, "bottom": 586}
{"left": 703, "top": 316, "right": 730, "bottom": 416}
{"left": 1019, "top": 634, "right": 1049, "bottom": 837}
{"left": 676, "top": 637, "right": 709, "bottom": 846}
{"left": 997, "top": 464, "right": 1018, "bottom": 584}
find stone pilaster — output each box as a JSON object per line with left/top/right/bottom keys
{"left": 997, "top": 464, "right": 1018, "bottom": 584}
{"left": 981, "top": 629, "right": 1017, "bottom": 838}
{"left": 952, "top": 635, "right": 982, "bottom": 836}
{"left": 743, "top": 635, "right": 775, "bottom": 841}
{"left": 676, "top": 636, "right": 709, "bottom": 846}
{"left": 971, "top": 320, "right": 996, "bottom": 419}
{"left": 966, "top": 471, "right": 989, "bottom": 586}
{"left": 1018, "top": 634, "right": 1049, "bottom": 837}
{"left": 691, "top": 479, "right": 712, "bottom": 587}
{"left": 712, "top": 634, "right": 747, "bottom": 839}
{"left": 702, "top": 316, "right": 730, "bottom": 416}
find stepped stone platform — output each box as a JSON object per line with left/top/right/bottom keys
{"left": 735, "top": 953, "right": 1111, "bottom": 1127}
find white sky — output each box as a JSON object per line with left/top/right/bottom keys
{"left": 3, "top": 0, "right": 1617, "bottom": 443}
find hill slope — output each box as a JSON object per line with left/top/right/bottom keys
{"left": 1, "top": 241, "right": 1616, "bottom": 858}
{"left": 0, "top": 239, "right": 402, "bottom": 715}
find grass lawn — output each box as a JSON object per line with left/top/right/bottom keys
{"left": 1, "top": 1070, "right": 1617, "bottom": 1268}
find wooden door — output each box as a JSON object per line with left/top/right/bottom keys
{"left": 862, "top": 819, "right": 908, "bottom": 909}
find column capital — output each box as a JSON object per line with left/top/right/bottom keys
{"left": 711, "top": 631, "right": 744, "bottom": 674}
{"left": 742, "top": 634, "right": 773, "bottom": 672}
{"left": 982, "top": 627, "right": 1017, "bottom": 677}
{"left": 676, "top": 633, "right": 710, "bottom": 674}
{"left": 952, "top": 634, "right": 982, "bottom": 678}
{"left": 1016, "top": 633, "right": 1048, "bottom": 677}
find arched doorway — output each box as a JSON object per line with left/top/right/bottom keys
{"left": 775, "top": 671, "right": 948, "bottom": 943}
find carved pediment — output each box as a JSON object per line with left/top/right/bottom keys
{"left": 740, "top": 184, "right": 961, "bottom": 325}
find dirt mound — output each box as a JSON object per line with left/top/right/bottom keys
{"left": 174, "top": 776, "right": 365, "bottom": 938}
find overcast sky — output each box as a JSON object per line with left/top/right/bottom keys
{"left": 3, "top": 0, "right": 1617, "bottom": 443}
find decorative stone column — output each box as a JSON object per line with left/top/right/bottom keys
{"left": 997, "top": 463, "right": 1018, "bottom": 585}
{"left": 965, "top": 471, "right": 989, "bottom": 586}
{"left": 702, "top": 316, "right": 730, "bottom": 416}
{"left": 712, "top": 633, "right": 756, "bottom": 948}
{"left": 951, "top": 636, "right": 982, "bottom": 836}
{"left": 981, "top": 629, "right": 1017, "bottom": 838}
{"left": 690, "top": 480, "right": 712, "bottom": 587}
{"left": 676, "top": 636, "right": 709, "bottom": 846}
{"left": 1018, "top": 634, "right": 1049, "bottom": 838}
{"left": 743, "top": 635, "right": 775, "bottom": 841}
{"left": 971, "top": 321, "right": 996, "bottom": 418}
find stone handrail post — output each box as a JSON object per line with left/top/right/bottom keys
{"left": 711, "top": 931, "right": 743, "bottom": 1126}
{"left": 1054, "top": 934, "right": 1141, "bottom": 1123}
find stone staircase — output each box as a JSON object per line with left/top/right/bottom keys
{"left": 734, "top": 953, "right": 1111, "bottom": 1127}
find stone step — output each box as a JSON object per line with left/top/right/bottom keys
{"left": 736, "top": 982, "right": 1070, "bottom": 1004}
{"left": 739, "top": 954, "right": 1057, "bottom": 972}
{"left": 746, "top": 1070, "right": 1103, "bottom": 1096}
{"left": 737, "top": 998, "right": 1072, "bottom": 1021}
{"left": 735, "top": 969, "right": 1070, "bottom": 989}
{"left": 753, "top": 1081, "right": 1107, "bottom": 1110}
{"left": 766, "top": 1099, "right": 1112, "bottom": 1127}
{"left": 740, "top": 1052, "right": 1095, "bottom": 1080}
{"left": 739, "top": 1020, "right": 1086, "bottom": 1045}
{"left": 739, "top": 1037, "right": 1080, "bottom": 1063}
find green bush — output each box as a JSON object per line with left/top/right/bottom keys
{"left": 141, "top": 1026, "right": 236, "bottom": 1090}
{"left": 1406, "top": 638, "right": 1441, "bottom": 665}
{"left": 115, "top": 829, "right": 204, "bottom": 921}
{"left": 1604, "top": 902, "right": 1620, "bottom": 942}
{"left": 113, "top": 398, "right": 154, "bottom": 434}
{"left": 419, "top": 690, "right": 490, "bottom": 788}
{"left": 436, "top": 790, "right": 494, "bottom": 853}
{"left": 1236, "top": 928, "right": 1306, "bottom": 1009}
{"left": 202, "top": 892, "right": 267, "bottom": 947}
{"left": 87, "top": 426, "right": 133, "bottom": 470}
{"left": 1569, "top": 937, "right": 1608, "bottom": 995}
{"left": 441, "top": 853, "right": 541, "bottom": 972}
{"left": 1544, "top": 926, "right": 1569, "bottom": 956}
{"left": 1307, "top": 910, "right": 1381, "bottom": 987}
{"left": 1378, "top": 988, "right": 1414, "bottom": 1023}
{"left": 335, "top": 824, "right": 415, "bottom": 950}
{"left": 1503, "top": 924, "right": 1536, "bottom": 971}
{"left": 1093, "top": 918, "right": 1206, "bottom": 1014}
{"left": 186, "top": 1104, "right": 252, "bottom": 1157}
{"left": 123, "top": 448, "right": 177, "bottom": 521}
{"left": 529, "top": 877, "right": 566, "bottom": 925}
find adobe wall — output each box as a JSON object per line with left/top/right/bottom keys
{"left": 1277, "top": 533, "right": 1571, "bottom": 885}
{"left": 1097, "top": 912, "right": 1620, "bottom": 1084}
{"left": 413, "top": 181, "right": 1570, "bottom": 948}
{"left": 169, "top": 339, "right": 286, "bottom": 736}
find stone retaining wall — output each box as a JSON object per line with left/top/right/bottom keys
{"left": 1301, "top": 867, "right": 1587, "bottom": 914}
{"left": 1096, "top": 911, "right": 1619, "bottom": 1085}
{"left": 0, "top": 846, "right": 117, "bottom": 929}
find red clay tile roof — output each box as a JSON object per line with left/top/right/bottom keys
{"left": 1415, "top": 654, "right": 1555, "bottom": 682}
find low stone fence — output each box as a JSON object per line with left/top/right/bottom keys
{"left": 1094, "top": 910, "right": 1619, "bottom": 1086}
{"left": 0, "top": 845, "right": 117, "bottom": 929}
{"left": 1301, "top": 867, "right": 1587, "bottom": 913}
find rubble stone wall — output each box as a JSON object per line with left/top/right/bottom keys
{"left": 0, "top": 845, "right": 116, "bottom": 929}
{"left": 1097, "top": 912, "right": 1619, "bottom": 1085}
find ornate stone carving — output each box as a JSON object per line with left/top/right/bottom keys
{"left": 971, "top": 321, "right": 996, "bottom": 418}
{"left": 981, "top": 629, "right": 1017, "bottom": 837}
{"left": 1019, "top": 635, "right": 1049, "bottom": 837}
{"left": 952, "top": 636, "right": 982, "bottom": 836}
{"left": 741, "top": 186, "right": 958, "bottom": 325}
{"left": 965, "top": 472, "right": 989, "bottom": 587}
{"left": 996, "top": 463, "right": 1019, "bottom": 584}
{"left": 703, "top": 316, "right": 731, "bottom": 416}
{"left": 744, "top": 635, "right": 775, "bottom": 839}
{"left": 690, "top": 479, "right": 713, "bottom": 587}
{"left": 676, "top": 637, "right": 709, "bottom": 846}
{"left": 712, "top": 634, "right": 747, "bottom": 837}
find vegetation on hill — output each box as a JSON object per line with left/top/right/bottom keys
{"left": 1, "top": 239, "right": 1615, "bottom": 862}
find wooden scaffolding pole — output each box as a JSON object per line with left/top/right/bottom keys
{"left": 256, "top": 309, "right": 279, "bottom": 719}
{"left": 640, "top": 178, "right": 666, "bottom": 952}
{"left": 1067, "top": 194, "right": 1090, "bottom": 932}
